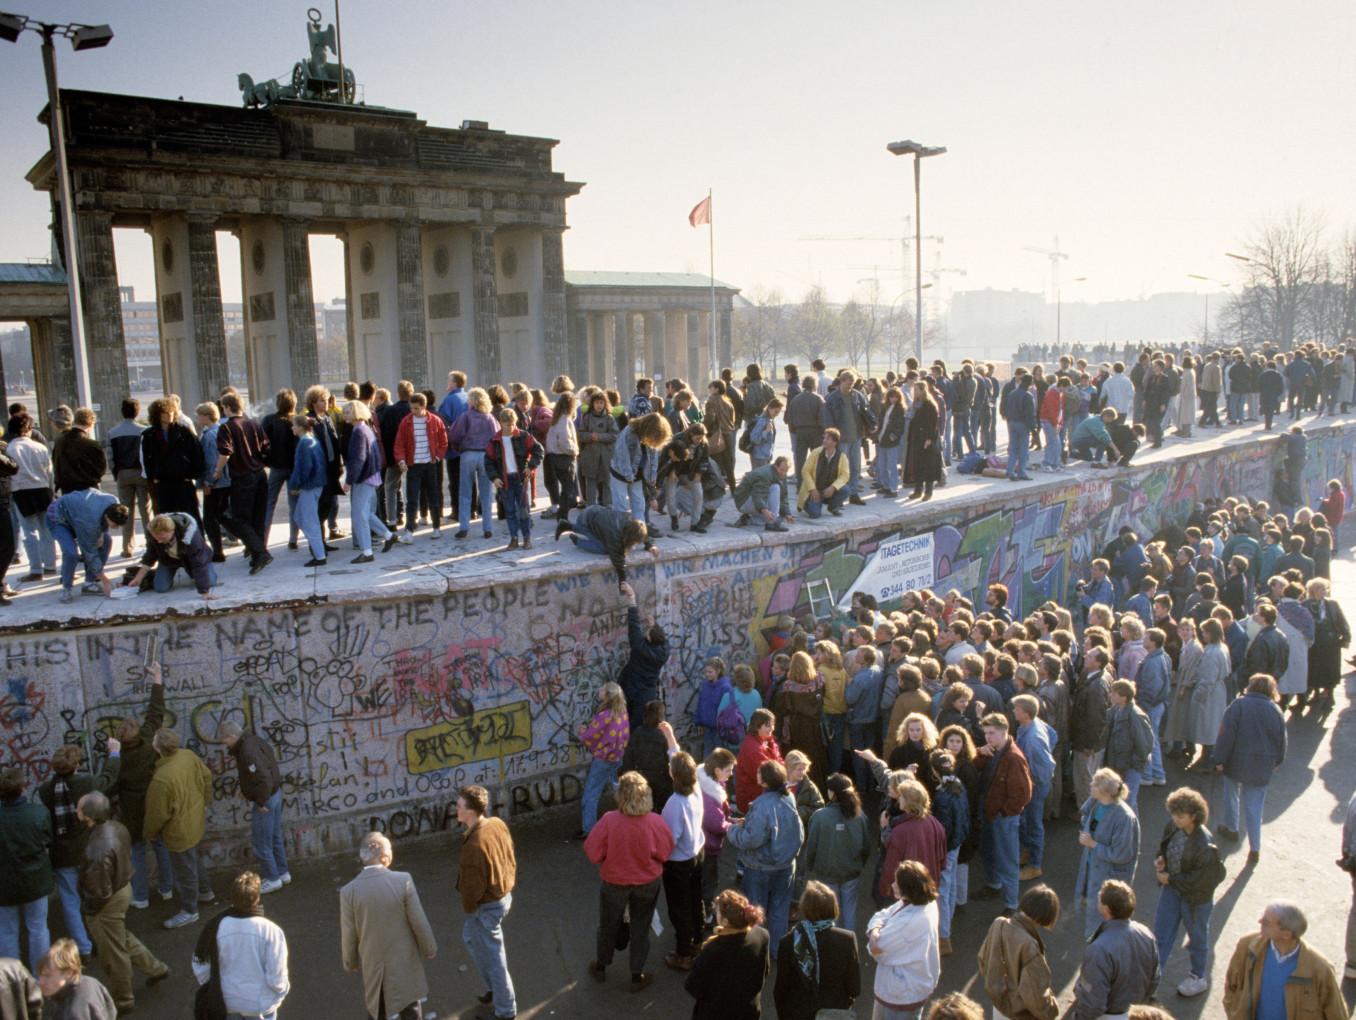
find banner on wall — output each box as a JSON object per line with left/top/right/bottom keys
{"left": 837, "top": 531, "right": 935, "bottom": 609}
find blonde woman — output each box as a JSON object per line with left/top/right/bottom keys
{"left": 878, "top": 777, "right": 948, "bottom": 900}
{"left": 341, "top": 400, "right": 394, "bottom": 563}
{"left": 1073, "top": 768, "right": 1140, "bottom": 937}
{"left": 575, "top": 683, "right": 629, "bottom": 838}
{"left": 772, "top": 652, "right": 827, "bottom": 789}
{"left": 815, "top": 640, "right": 849, "bottom": 772}
{"left": 446, "top": 387, "right": 499, "bottom": 539}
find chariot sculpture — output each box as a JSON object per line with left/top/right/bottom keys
{"left": 238, "top": 7, "right": 356, "bottom": 109}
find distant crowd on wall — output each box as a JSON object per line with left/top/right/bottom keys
{"left": 0, "top": 333, "right": 1348, "bottom": 616}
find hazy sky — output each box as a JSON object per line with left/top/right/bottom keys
{"left": 2, "top": 0, "right": 1353, "bottom": 313}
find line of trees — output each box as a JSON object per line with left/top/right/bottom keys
{"left": 731, "top": 283, "right": 946, "bottom": 376}
{"left": 1216, "top": 208, "right": 1356, "bottom": 350}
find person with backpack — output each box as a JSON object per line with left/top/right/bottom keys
{"left": 1151, "top": 787, "right": 1224, "bottom": 999}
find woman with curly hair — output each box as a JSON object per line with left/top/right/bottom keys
{"left": 886, "top": 713, "right": 939, "bottom": 795}
{"left": 772, "top": 652, "right": 827, "bottom": 789}
{"left": 611, "top": 412, "right": 672, "bottom": 523}
{"left": 684, "top": 889, "right": 770, "bottom": 1019}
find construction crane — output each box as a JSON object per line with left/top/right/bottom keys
{"left": 1023, "top": 236, "right": 1069, "bottom": 298}
{"left": 801, "top": 221, "right": 939, "bottom": 295}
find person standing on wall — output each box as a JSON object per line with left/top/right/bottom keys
{"left": 218, "top": 721, "right": 289, "bottom": 894}
{"left": 340, "top": 832, "right": 437, "bottom": 1020}
{"left": 211, "top": 393, "right": 273, "bottom": 575}
{"left": 456, "top": 786, "right": 517, "bottom": 1020}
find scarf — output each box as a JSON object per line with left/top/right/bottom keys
{"left": 793, "top": 918, "right": 834, "bottom": 986}
{"left": 51, "top": 776, "right": 77, "bottom": 838}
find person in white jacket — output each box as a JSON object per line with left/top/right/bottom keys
{"left": 192, "top": 871, "right": 289, "bottom": 1020}
{"left": 867, "top": 859, "right": 941, "bottom": 1020}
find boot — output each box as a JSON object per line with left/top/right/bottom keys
{"left": 732, "top": 513, "right": 751, "bottom": 528}
{"left": 671, "top": 515, "right": 681, "bottom": 533}
{"left": 554, "top": 518, "right": 574, "bottom": 542}
{"left": 922, "top": 482, "right": 933, "bottom": 501}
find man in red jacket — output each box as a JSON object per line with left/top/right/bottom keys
{"left": 394, "top": 393, "right": 449, "bottom": 539}
{"left": 973, "top": 714, "right": 1032, "bottom": 912}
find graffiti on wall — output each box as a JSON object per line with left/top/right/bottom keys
{"left": 0, "top": 428, "right": 1350, "bottom": 861}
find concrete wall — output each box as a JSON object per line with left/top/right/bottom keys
{"left": 2, "top": 426, "right": 1352, "bottom": 867}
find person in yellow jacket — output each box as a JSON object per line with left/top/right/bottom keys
{"left": 1222, "top": 901, "right": 1346, "bottom": 1020}
{"left": 142, "top": 728, "right": 214, "bottom": 929}
{"left": 798, "top": 429, "right": 851, "bottom": 518}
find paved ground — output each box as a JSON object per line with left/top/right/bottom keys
{"left": 37, "top": 548, "right": 1356, "bottom": 1019}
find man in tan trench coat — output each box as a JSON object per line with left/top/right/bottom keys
{"left": 340, "top": 832, "right": 437, "bottom": 1020}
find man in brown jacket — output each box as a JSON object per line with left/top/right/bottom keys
{"left": 1223, "top": 901, "right": 1345, "bottom": 1020}
{"left": 974, "top": 714, "right": 1033, "bottom": 913}
{"left": 456, "top": 785, "right": 517, "bottom": 1020}
{"left": 977, "top": 884, "right": 1060, "bottom": 1020}
{"left": 340, "top": 832, "right": 437, "bottom": 1020}
{"left": 75, "top": 792, "right": 169, "bottom": 1013}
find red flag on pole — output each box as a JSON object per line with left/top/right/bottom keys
{"left": 688, "top": 196, "right": 711, "bottom": 227}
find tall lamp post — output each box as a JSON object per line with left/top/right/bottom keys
{"left": 887, "top": 139, "right": 946, "bottom": 363}
{"left": 1, "top": 11, "right": 114, "bottom": 413}
{"left": 1187, "top": 274, "right": 1232, "bottom": 348}
{"left": 1056, "top": 276, "right": 1087, "bottom": 348}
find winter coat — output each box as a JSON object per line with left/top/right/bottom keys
{"left": 1156, "top": 821, "right": 1222, "bottom": 907}
{"left": 735, "top": 734, "right": 783, "bottom": 814}
{"left": 228, "top": 731, "right": 282, "bottom": 809}
{"left": 1223, "top": 933, "right": 1346, "bottom": 1020}
{"left": 980, "top": 739, "right": 1032, "bottom": 821}
{"left": 684, "top": 926, "right": 770, "bottom": 1020}
{"left": 142, "top": 748, "right": 213, "bottom": 852}
{"left": 844, "top": 664, "right": 884, "bottom": 727}
{"left": 0, "top": 798, "right": 53, "bottom": 906}
{"left": 866, "top": 899, "right": 940, "bottom": 1010}
{"left": 393, "top": 412, "right": 448, "bottom": 465}
{"left": 485, "top": 428, "right": 543, "bottom": 483}
{"left": 620, "top": 726, "right": 672, "bottom": 809}
{"left": 749, "top": 414, "right": 777, "bottom": 460}
{"left": 345, "top": 421, "right": 385, "bottom": 487}
{"left": 573, "top": 505, "right": 655, "bottom": 584}
{"left": 696, "top": 676, "right": 734, "bottom": 729}
{"left": 140, "top": 512, "right": 214, "bottom": 593}
{"left": 48, "top": 489, "right": 117, "bottom": 579}
{"left": 732, "top": 464, "right": 788, "bottom": 514}
{"left": 932, "top": 776, "right": 970, "bottom": 852}
{"left": 773, "top": 925, "right": 860, "bottom": 1020}
{"left": 1273, "top": 602, "right": 1313, "bottom": 697}
{"left": 610, "top": 424, "right": 658, "bottom": 485}
{"left": 725, "top": 786, "right": 803, "bottom": 872}
{"left": 37, "top": 755, "right": 121, "bottom": 869}
{"left": 1186, "top": 642, "right": 1230, "bottom": 746}
{"left": 1067, "top": 918, "right": 1160, "bottom": 1020}
{"left": 879, "top": 814, "right": 948, "bottom": 896}
{"left": 290, "top": 432, "right": 327, "bottom": 492}
{"left": 576, "top": 409, "right": 619, "bottom": 478}
{"left": 1242, "top": 626, "right": 1289, "bottom": 692}
{"left": 698, "top": 768, "right": 731, "bottom": 855}
{"left": 804, "top": 802, "right": 872, "bottom": 883}
{"left": 1176, "top": 367, "right": 1197, "bottom": 428}
{"left": 339, "top": 866, "right": 436, "bottom": 1020}
{"left": 618, "top": 605, "right": 669, "bottom": 713}
{"left": 52, "top": 426, "right": 107, "bottom": 493}
{"left": 78, "top": 819, "right": 133, "bottom": 915}
{"left": 1104, "top": 702, "right": 1153, "bottom": 775}
{"left": 1070, "top": 671, "right": 1111, "bottom": 753}
{"left": 1073, "top": 796, "right": 1140, "bottom": 902}
{"left": 108, "top": 684, "right": 165, "bottom": 842}
{"left": 978, "top": 912, "right": 1059, "bottom": 1020}
{"left": 1213, "top": 691, "right": 1286, "bottom": 787}
{"left": 1135, "top": 647, "right": 1172, "bottom": 709}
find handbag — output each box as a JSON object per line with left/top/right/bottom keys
{"left": 708, "top": 428, "right": 726, "bottom": 455}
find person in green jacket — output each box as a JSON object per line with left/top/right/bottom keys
{"left": 0, "top": 767, "right": 55, "bottom": 970}
{"left": 38, "top": 740, "right": 121, "bottom": 959}
{"left": 109, "top": 660, "right": 170, "bottom": 908}
{"left": 733, "top": 458, "right": 795, "bottom": 533}
{"left": 143, "top": 728, "right": 214, "bottom": 929}
{"left": 804, "top": 773, "right": 873, "bottom": 931}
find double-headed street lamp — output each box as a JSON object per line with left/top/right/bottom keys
{"left": 887, "top": 139, "right": 946, "bottom": 363}
{"left": 1, "top": 11, "right": 114, "bottom": 414}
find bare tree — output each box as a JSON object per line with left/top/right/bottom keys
{"left": 731, "top": 286, "right": 784, "bottom": 370}
{"left": 855, "top": 279, "right": 886, "bottom": 377}
{"left": 789, "top": 286, "right": 840, "bottom": 365}
{"left": 1233, "top": 208, "right": 1326, "bottom": 349}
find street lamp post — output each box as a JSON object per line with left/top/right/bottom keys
{"left": 1055, "top": 277, "right": 1087, "bottom": 349}
{"left": 1187, "top": 274, "right": 1232, "bottom": 348}
{"left": 887, "top": 139, "right": 946, "bottom": 363}
{"left": 1, "top": 11, "right": 114, "bottom": 414}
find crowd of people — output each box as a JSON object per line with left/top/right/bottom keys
{"left": 0, "top": 335, "right": 1349, "bottom": 607}
{"left": 1, "top": 339, "right": 1355, "bottom": 1019}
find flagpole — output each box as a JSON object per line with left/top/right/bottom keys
{"left": 708, "top": 188, "right": 716, "bottom": 377}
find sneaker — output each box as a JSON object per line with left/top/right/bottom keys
{"left": 1019, "top": 866, "right": 1043, "bottom": 881}
{"left": 59, "top": 588, "right": 74, "bottom": 604}
{"left": 163, "top": 911, "right": 199, "bottom": 929}
{"left": 764, "top": 521, "right": 788, "bottom": 533}
{"left": 129, "top": 898, "right": 149, "bottom": 909}
{"left": 159, "top": 889, "right": 174, "bottom": 901}
{"left": 396, "top": 533, "right": 413, "bottom": 545}
{"left": 81, "top": 581, "right": 103, "bottom": 595}
{"left": 431, "top": 528, "right": 441, "bottom": 538}
{"left": 1177, "top": 975, "right": 1209, "bottom": 997}
{"left": 280, "top": 873, "right": 292, "bottom": 885}
{"left": 731, "top": 513, "right": 751, "bottom": 528}
{"left": 248, "top": 553, "right": 274, "bottom": 575}
{"left": 198, "top": 890, "right": 215, "bottom": 904}
{"left": 259, "top": 878, "right": 283, "bottom": 894}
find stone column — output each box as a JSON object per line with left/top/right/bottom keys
{"left": 687, "top": 313, "right": 701, "bottom": 387}
{"left": 585, "top": 312, "right": 608, "bottom": 389}
{"left": 186, "top": 214, "right": 229, "bottom": 397}
{"left": 282, "top": 219, "right": 319, "bottom": 388}
{"left": 395, "top": 223, "right": 429, "bottom": 385}
{"left": 644, "top": 311, "right": 666, "bottom": 383}
{"left": 29, "top": 316, "right": 79, "bottom": 417}
{"left": 541, "top": 229, "right": 570, "bottom": 379}
{"left": 614, "top": 312, "right": 632, "bottom": 390}
{"left": 471, "top": 227, "right": 500, "bottom": 380}
{"left": 696, "top": 311, "right": 712, "bottom": 383}
{"left": 74, "top": 210, "right": 129, "bottom": 426}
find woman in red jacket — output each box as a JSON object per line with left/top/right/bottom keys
{"left": 735, "top": 708, "right": 783, "bottom": 814}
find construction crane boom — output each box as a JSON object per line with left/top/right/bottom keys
{"left": 1023, "top": 235, "right": 1070, "bottom": 294}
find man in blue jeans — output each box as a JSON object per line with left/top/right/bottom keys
{"left": 456, "top": 786, "right": 517, "bottom": 1020}
{"left": 220, "top": 721, "right": 290, "bottom": 894}
{"left": 725, "top": 759, "right": 803, "bottom": 960}
{"left": 1213, "top": 673, "right": 1287, "bottom": 863}
{"left": 1003, "top": 375, "right": 1036, "bottom": 481}
{"left": 972, "top": 714, "right": 1032, "bottom": 912}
